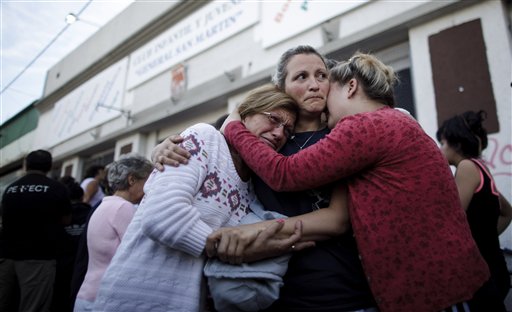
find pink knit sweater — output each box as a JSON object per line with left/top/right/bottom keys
{"left": 77, "top": 195, "right": 136, "bottom": 302}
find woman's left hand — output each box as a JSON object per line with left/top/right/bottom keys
{"left": 206, "top": 220, "right": 312, "bottom": 264}
{"left": 206, "top": 222, "right": 266, "bottom": 264}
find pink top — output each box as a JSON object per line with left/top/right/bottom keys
{"left": 77, "top": 195, "right": 136, "bottom": 302}
{"left": 225, "top": 107, "right": 489, "bottom": 312}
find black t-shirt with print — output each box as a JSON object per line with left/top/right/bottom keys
{"left": 1, "top": 173, "right": 72, "bottom": 260}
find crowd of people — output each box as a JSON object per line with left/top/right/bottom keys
{"left": 0, "top": 45, "right": 510, "bottom": 312}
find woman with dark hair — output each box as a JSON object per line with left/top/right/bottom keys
{"left": 437, "top": 110, "right": 512, "bottom": 311}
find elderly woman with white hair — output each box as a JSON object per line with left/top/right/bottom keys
{"left": 74, "top": 154, "right": 153, "bottom": 312}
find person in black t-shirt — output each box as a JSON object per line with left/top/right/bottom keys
{"left": 0, "top": 149, "right": 72, "bottom": 312}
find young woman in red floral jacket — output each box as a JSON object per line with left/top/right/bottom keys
{"left": 213, "top": 52, "right": 490, "bottom": 312}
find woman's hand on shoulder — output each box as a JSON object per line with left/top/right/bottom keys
{"left": 151, "top": 135, "right": 191, "bottom": 171}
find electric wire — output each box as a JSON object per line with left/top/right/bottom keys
{"left": 0, "top": 0, "right": 94, "bottom": 95}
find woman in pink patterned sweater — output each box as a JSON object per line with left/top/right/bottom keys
{"left": 216, "top": 53, "right": 490, "bottom": 312}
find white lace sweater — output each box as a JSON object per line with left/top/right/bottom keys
{"left": 93, "top": 123, "right": 254, "bottom": 312}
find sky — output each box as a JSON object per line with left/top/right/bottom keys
{"left": 1, "top": 0, "right": 133, "bottom": 125}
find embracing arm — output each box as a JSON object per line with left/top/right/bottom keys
{"left": 267, "top": 183, "right": 350, "bottom": 241}
{"left": 151, "top": 110, "right": 238, "bottom": 171}
{"left": 151, "top": 112, "right": 237, "bottom": 171}
{"left": 141, "top": 167, "right": 213, "bottom": 257}
{"left": 141, "top": 127, "right": 217, "bottom": 257}
{"left": 206, "top": 184, "right": 350, "bottom": 263}
{"left": 223, "top": 116, "right": 379, "bottom": 192}
{"left": 151, "top": 135, "right": 191, "bottom": 171}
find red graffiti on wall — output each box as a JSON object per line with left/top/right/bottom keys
{"left": 483, "top": 137, "right": 512, "bottom": 176}
{"left": 274, "top": 0, "right": 291, "bottom": 23}
{"left": 274, "top": 0, "right": 308, "bottom": 23}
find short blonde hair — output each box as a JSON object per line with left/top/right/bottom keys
{"left": 330, "top": 52, "right": 398, "bottom": 107}
{"left": 238, "top": 84, "right": 298, "bottom": 119}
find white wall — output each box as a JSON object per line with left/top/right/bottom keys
{"left": 409, "top": 1, "right": 512, "bottom": 246}
{"left": 1, "top": 132, "right": 35, "bottom": 166}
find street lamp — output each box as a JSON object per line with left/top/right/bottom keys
{"left": 65, "top": 13, "right": 101, "bottom": 28}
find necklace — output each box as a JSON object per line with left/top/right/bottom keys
{"left": 291, "top": 129, "right": 319, "bottom": 150}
